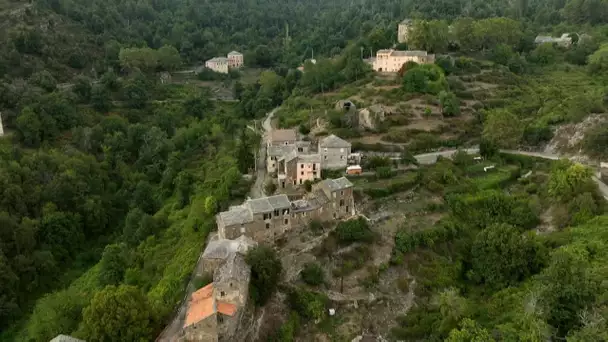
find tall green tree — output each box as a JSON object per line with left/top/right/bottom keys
{"left": 246, "top": 246, "right": 282, "bottom": 306}
{"left": 482, "top": 109, "right": 523, "bottom": 148}
{"left": 470, "top": 224, "right": 546, "bottom": 290}
{"left": 79, "top": 285, "right": 156, "bottom": 342}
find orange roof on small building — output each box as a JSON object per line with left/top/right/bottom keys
{"left": 184, "top": 283, "right": 216, "bottom": 327}
{"left": 217, "top": 301, "right": 237, "bottom": 316}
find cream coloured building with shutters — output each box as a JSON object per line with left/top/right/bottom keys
{"left": 372, "top": 49, "right": 435, "bottom": 73}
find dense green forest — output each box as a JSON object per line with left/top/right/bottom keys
{"left": 2, "top": 0, "right": 608, "bottom": 340}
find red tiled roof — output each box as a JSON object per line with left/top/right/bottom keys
{"left": 184, "top": 283, "right": 216, "bottom": 327}
{"left": 217, "top": 301, "right": 237, "bottom": 316}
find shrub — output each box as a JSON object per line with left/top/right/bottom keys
{"left": 287, "top": 288, "right": 328, "bottom": 321}
{"left": 300, "top": 263, "right": 325, "bottom": 286}
{"left": 264, "top": 180, "right": 277, "bottom": 195}
{"left": 334, "top": 218, "right": 374, "bottom": 245}
{"left": 376, "top": 166, "right": 394, "bottom": 179}
{"left": 246, "top": 246, "right": 282, "bottom": 306}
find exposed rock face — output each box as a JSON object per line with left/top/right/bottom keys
{"left": 358, "top": 104, "right": 387, "bottom": 130}
{"left": 544, "top": 114, "right": 607, "bottom": 162}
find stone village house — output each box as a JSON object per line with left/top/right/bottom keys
{"left": 265, "top": 130, "right": 351, "bottom": 188}
{"left": 180, "top": 236, "right": 256, "bottom": 342}
{"left": 277, "top": 150, "right": 322, "bottom": 188}
{"left": 318, "top": 134, "right": 352, "bottom": 169}
{"left": 216, "top": 177, "right": 355, "bottom": 243}
{"left": 398, "top": 18, "right": 413, "bottom": 43}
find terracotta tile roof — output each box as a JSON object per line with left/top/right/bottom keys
{"left": 184, "top": 284, "right": 216, "bottom": 327}
{"left": 217, "top": 301, "right": 237, "bottom": 316}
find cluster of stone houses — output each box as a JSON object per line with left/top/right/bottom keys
{"left": 266, "top": 129, "right": 352, "bottom": 188}
{"left": 205, "top": 51, "right": 244, "bottom": 74}
{"left": 179, "top": 131, "right": 357, "bottom": 341}
{"left": 216, "top": 177, "right": 355, "bottom": 243}
{"left": 180, "top": 236, "right": 256, "bottom": 342}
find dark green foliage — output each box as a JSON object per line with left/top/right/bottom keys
{"left": 539, "top": 248, "right": 600, "bottom": 337}
{"left": 264, "top": 180, "right": 277, "bottom": 196}
{"left": 98, "top": 244, "right": 128, "bottom": 286}
{"left": 309, "top": 220, "right": 324, "bottom": 234}
{"left": 529, "top": 43, "right": 558, "bottom": 65}
{"left": 270, "top": 312, "right": 300, "bottom": 342}
{"left": 246, "top": 246, "right": 282, "bottom": 306}
{"left": 376, "top": 166, "right": 394, "bottom": 179}
{"left": 447, "top": 190, "right": 539, "bottom": 230}
{"left": 79, "top": 285, "right": 157, "bottom": 341}
{"left": 286, "top": 287, "right": 328, "bottom": 321}
{"left": 91, "top": 85, "right": 112, "bottom": 112}
{"left": 334, "top": 217, "right": 374, "bottom": 245}
{"left": 582, "top": 122, "right": 608, "bottom": 158}
{"left": 394, "top": 217, "right": 462, "bottom": 255}
{"left": 435, "top": 56, "right": 454, "bottom": 74}
{"left": 439, "top": 91, "right": 460, "bottom": 117}
{"left": 470, "top": 224, "right": 546, "bottom": 291}
{"left": 364, "top": 156, "right": 392, "bottom": 170}
{"left": 522, "top": 125, "right": 554, "bottom": 146}
{"left": 479, "top": 139, "right": 498, "bottom": 158}
{"left": 73, "top": 76, "right": 93, "bottom": 102}
{"left": 300, "top": 262, "right": 325, "bottom": 286}
{"left": 402, "top": 64, "right": 448, "bottom": 95}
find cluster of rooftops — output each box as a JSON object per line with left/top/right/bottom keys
{"left": 217, "top": 177, "right": 353, "bottom": 227}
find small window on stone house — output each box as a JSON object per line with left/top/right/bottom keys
{"left": 265, "top": 223, "right": 270, "bottom": 229}
{"left": 274, "top": 209, "right": 280, "bottom": 216}
{"left": 221, "top": 291, "right": 225, "bottom": 297}
{"left": 284, "top": 218, "right": 289, "bottom": 225}
{"left": 301, "top": 164, "right": 304, "bottom": 168}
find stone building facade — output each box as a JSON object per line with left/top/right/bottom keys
{"left": 217, "top": 194, "right": 293, "bottom": 242}
{"left": 267, "top": 141, "right": 311, "bottom": 174}
{"left": 182, "top": 252, "right": 251, "bottom": 342}
{"left": 277, "top": 150, "right": 321, "bottom": 188}
{"left": 398, "top": 19, "right": 413, "bottom": 43}
{"left": 216, "top": 177, "right": 355, "bottom": 244}
{"left": 319, "top": 135, "right": 352, "bottom": 169}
